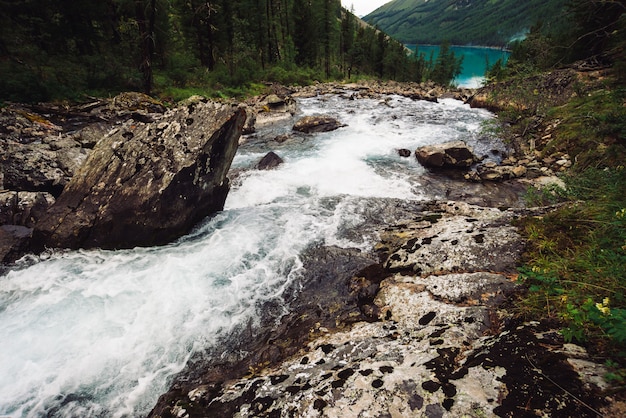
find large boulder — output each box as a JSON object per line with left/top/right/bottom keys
{"left": 415, "top": 140, "right": 477, "bottom": 169}
{"left": 32, "top": 101, "right": 246, "bottom": 251}
{"left": 293, "top": 115, "right": 345, "bottom": 133}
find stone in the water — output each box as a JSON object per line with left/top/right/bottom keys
{"left": 415, "top": 141, "right": 477, "bottom": 169}
{"left": 256, "top": 151, "right": 284, "bottom": 170}
{"left": 293, "top": 116, "right": 345, "bottom": 133}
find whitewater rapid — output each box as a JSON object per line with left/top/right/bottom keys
{"left": 0, "top": 93, "right": 497, "bottom": 417}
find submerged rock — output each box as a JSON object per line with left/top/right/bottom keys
{"left": 32, "top": 101, "right": 246, "bottom": 251}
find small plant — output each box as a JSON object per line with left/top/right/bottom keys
{"left": 518, "top": 167, "right": 626, "bottom": 362}
{"left": 605, "top": 359, "right": 626, "bottom": 385}
{"left": 523, "top": 183, "right": 566, "bottom": 207}
{"left": 561, "top": 298, "right": 626, "bottom": 344}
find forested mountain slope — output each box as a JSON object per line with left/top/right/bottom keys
{"left": 1, "top": 0, "right": 434, "bottom": 102}
{"left": 365, "top": 0, "right": 567, "bottom": 46}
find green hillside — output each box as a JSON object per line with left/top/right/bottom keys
{"left": 365, "top": 0, "right": 568, "bottom": 46}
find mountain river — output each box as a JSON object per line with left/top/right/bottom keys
{"left": 0, "top": 91, "right": 502, "bottom": 417}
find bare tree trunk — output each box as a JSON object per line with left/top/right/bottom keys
{"left": 206, "top": 1, "right": 216, "bottom": 71}
{"left": 135, "top": 0, "right": 156, "bottom": 94}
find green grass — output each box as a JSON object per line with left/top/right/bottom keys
{"left": 517, "top": 167, "right": 626, "bottom": 372}
{"left": 545, "top": 87, "right": 626, "bottom": 169}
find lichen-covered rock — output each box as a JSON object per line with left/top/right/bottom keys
{"left": 0, "top": 191, "right": 55, "bottom": 227}
{"left": 377, "top": 201, "right": 524, "bottom": 275}
{"left": 1, "top": 143, "right": 73, "bottom": 197}
{"left": 151, "top": 267, "right": 606, "bottom": 418}
{"left": 293, "top": 116, "right": 345, "bottom": 133}
{"left": 415, "top": 141, "right": 477, "bottom": 169}
{"left": 0, "top": 225, "right": 32, "bottom": 265}
{"left": 32, "top": 101, "right": 246, "bottom": 251}
{"left": 147, "top": 196, "right": 610, "bottom": 418}
{"left": 109, "top": 91, "right": 166, "bottom": 114}
{"left": 243, "top": 93, "right": 297, "bottom": 132}
{"left": 0, "top": 106, "right": 95, "bottom": 197}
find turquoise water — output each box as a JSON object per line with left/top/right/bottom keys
{"left": 408, "top": 45, "right": 510, "bottom": 88}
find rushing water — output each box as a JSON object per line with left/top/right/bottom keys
{"left": 0, "top": 93, "right": 499, "bottom": 417}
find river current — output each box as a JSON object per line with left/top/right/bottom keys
{"left": 0, "top": 93, "right": 499, "bottom": 417}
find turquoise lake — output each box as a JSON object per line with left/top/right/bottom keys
{"left": 407, "top": 45, "right": 510, "bottom": 88}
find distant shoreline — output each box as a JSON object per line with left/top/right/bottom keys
{"left": 406, "top": 44, "right": 512, "bottom": 53}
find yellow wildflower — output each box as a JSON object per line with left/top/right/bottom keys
{"left": 596, "top": 298, "right": 611, "bottom": 315}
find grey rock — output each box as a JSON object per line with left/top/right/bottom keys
{"left": 32, "top": 101, "right": 246, "bottom": 251}
{"left": 264, "top": 94, "right": 296, "bottom": 113}
{"left": 0, "top": 225, "right": 32, "bottom": 264}
{"left": 415, "top": 141, "right": 477, "bottom": 169}
{"left": 293, "top": 116, "right": 345, "bottom": 133}
{"left": 1, "top": 144, "right": 69, "bottom": 197}
{"left": 256, "top": 151, "right": 284, "bottom": 170}
{"left": 0, "top": 191, "right": 55, "bottom": 227}
{"left": 148, "top": 199, "right": 607, "bottom": 418}
{"left": 73, "top": 122, "right": 113, "bottom": 148}
{"left": 378, "top": 201, "right": 524, "bottom": 275}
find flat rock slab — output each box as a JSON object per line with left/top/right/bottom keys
{"left": 161, "top": 271, "right": 607, "bottom": 418}
{"left": 148, "top": 198, "right": 610, "bottom": 417}
{"left": 377, "top": 201, "right": 524, "bottom": 275}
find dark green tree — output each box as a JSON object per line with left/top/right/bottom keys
{"left": 429, "top": 41, "right": 463, "bottom": 86}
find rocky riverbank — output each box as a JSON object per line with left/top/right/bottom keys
{"left": 148, "top": 200, "right": 613, "bottom": 418}
{"left": 1, "top": 78, "right": 619, "bottom": 416}
{"left": 147, "top": 80, "right": 614, "bottom": 416}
